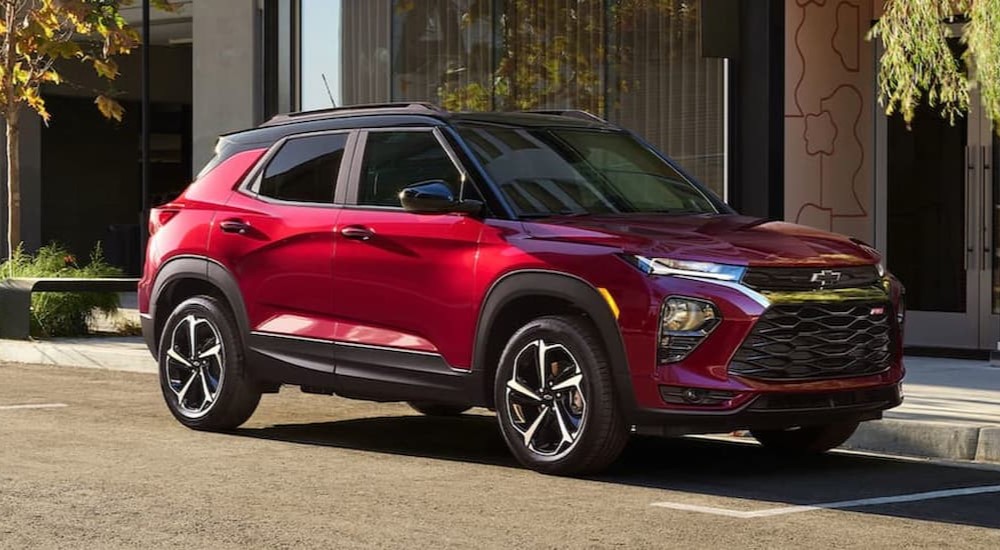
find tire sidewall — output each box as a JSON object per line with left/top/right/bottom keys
{"left": 494, "top": 317, "right": 609, "bottom": 472}
{"left": 158, "top": 296, "right": 249, "bottom": 430}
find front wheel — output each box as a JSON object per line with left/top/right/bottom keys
{"left": 158, "top": 296, "right": 261, "bottom": 431}
{"left": 751, "top": 421, "right": 860, "bottom": 455}
{"left": 494, "top": 315, "right": 628, "bottom": 476}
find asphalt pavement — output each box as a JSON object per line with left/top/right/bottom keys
{"left": 1, "top": 362, "right": 999, "bottom": 549}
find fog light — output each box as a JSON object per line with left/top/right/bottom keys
{"left": 659, "top": 297, "right": 720, "bottom": 363}
{"left": 660, "top": 386, "right": 736, "bottom": 406}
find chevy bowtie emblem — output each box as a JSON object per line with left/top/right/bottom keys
{"left": 810, "top": 269, "right": 843, "bottom": 288}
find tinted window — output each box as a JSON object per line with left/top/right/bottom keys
{"left": 358, "top": 131, "right": 461, "bottom": 207}
{"left": 258, "top": 133, "right": 347, "bottom": 203}
{"left": 458, "top": 125, "right": 717, "bottom": 218}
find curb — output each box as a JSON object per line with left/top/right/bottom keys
{"left": 845, "top": 418, "right": 999, "bottom": 464}
{"left": 0, "top": 338, "right": 156, "bottom": 374}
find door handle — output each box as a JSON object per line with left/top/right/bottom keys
{"left": 219, "top": 219, "right": 251, "bottom": 235}
{"left": 985, "top": 145, "right": 994, "bottom": 270}
{"left": 966, "top": 146, "right": 976, "bottom": 271}
{"left": 340, "top": 225, "right": 375, "bottom": 241}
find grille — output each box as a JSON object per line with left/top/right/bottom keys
{"left": 747, "top": 386, "right": 901, "bottom": 411}
{"left": 730, "top": 302, "right": 893, "bottom": 381}
{"left": 741, "top": 265, "right": 881, "bottom": 291}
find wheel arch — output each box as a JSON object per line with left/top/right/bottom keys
{"left": 472, "top": 270, "right": 636, "bottom": 413}
{"left": 149, "top": 256, "right": 250, "bottom": 356}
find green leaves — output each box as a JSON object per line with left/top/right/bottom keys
{"left": 872, "top": 0, "right": 1000, "bottom": 130}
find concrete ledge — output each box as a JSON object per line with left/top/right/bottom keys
{"left": 976, "top": 427, "right": 1000, "bottom": 462}
{"left": 0, "top": 337, "right": 155, "bottom": 374}
{"left": 845, "top": 419, "right": 993, "bottom": 463}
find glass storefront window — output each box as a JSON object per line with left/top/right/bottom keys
{"left": 295, "top": 0, "right": 725, "bottom": 196}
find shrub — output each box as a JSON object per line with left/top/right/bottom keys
{"left": 1, "top": 242, "right": 123, "bottom": 337}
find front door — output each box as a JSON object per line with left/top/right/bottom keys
{"left": 331, "top": 128, "right": 484, "bottom": 371}
{"left": 883, "top": 39, "right": 998, "bottom": 350}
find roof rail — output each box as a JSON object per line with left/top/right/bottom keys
{"left": 261, "top": 102, "right": 447, "bottom": 127}
{"left": 520, "top": 110, "right": 606, "bottom": 123}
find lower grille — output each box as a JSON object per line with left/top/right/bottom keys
{"left": 747, "top": 385, "right": 901, "bottom": 411}
{"left": 730, "top": 302, "right": 893, "bottom": 381}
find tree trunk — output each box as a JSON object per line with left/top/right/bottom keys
{"left": 6, "top": 109, "right": 19, "bottom": 263}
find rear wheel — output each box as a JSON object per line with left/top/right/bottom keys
{"left": 494, "top": 315, "right": 628, "bottom": 476}
{"left": 751, "top": 421, "right": 860, "bottom": 455}
{"left": 158, "top": 296, "right": 261, "bottom": 431}
{"left": 407, "top": 402, "right": 471, "bottom": 417}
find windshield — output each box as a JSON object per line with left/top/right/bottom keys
{"left": 457, "top": 125, "right": 719, "bottom": 218}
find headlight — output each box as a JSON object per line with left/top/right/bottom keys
{"left": 876, "top": 260, "right": 886, "bottom": 278}
{"left": 631, "top": 256, "right": 746, "bottom": 282}
{"left": 659, "top": 297, "right": 721, "bottom": 363}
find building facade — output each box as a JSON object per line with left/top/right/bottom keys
{"left": 0, "top": 0, "right": 995, "bottom": 353}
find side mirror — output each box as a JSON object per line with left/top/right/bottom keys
{"left": 399, "top": 181, "right": 483, "bottom": 215}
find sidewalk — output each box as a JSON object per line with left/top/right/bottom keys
{"left": 845, "top": 356, "right": 1000, "bottom": 463}
{"left": 1, "top": 337, "right": 998, "bottom": 463}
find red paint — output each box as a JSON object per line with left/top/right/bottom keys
{"left": 141, "top": 149, "right": 904, "bottom": 416}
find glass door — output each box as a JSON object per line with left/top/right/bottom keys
{"left": 881, "top": 40, "right": 997, "bottom": 350}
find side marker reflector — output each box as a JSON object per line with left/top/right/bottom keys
{"left": 597, "top": 287, "right": 620, "bottom": 319}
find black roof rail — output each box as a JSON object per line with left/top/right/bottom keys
{"left": 520, "top": 110, "right": 606, "bottom": 123}
{"left": 261, "top": 102, "right": 448, "bottom": 127}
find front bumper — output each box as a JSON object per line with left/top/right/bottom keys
{"left": 616, "top": 272, "right": 906, "bottom": 432}
{"left": 632, "top": 382, "right": 903, "bottom": 436}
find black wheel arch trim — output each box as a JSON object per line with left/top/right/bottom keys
{"left": 472, "top": 269, "right": 637, "bottom": 417}
{"left": 147, "top": 255, "right": 250, "bottom": 356}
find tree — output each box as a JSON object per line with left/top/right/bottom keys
{"left": 436, "top": 0, "right": 698, "bottom": 114}
{"left": 0, "top": 0, "right": 170, "bottom": 264}
{"left": 870, "top": 0, "right": 1000, "bottom": 127}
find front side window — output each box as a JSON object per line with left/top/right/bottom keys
{"left": 258, "top": 133, "right": 348, "bottom": 204}
{"left": 458, "top": 125, "right": 718, "bottom": 218}
{"left": 357, "top": 131, "right": 462, "bottom": 207}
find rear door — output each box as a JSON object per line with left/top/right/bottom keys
{"left": 211, "top": 131, "right": 354, "bottom": 344}
{"left": 331, "top": 128, "right": 485, "bottom": 379}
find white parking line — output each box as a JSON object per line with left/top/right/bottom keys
{"left": 651, "top": 484, "right": 1000, "bottom": 518}
{"left": 0, "top": 403, "right": 68, "bottom": 411}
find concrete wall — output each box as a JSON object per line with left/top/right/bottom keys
{"left": 193, "top": 0, "right": 260, "bottom": 174}
{"left": 784, "top": 0, "right": 876, "bottom": 242}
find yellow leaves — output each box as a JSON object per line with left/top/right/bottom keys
{"left": 23, "top": 88, "right": 49, "bottom": 123}
{"left": 92, "top": 58, "right": 118, "bottom": 79}
{"left": 95, "top": 95, "right": 124, "bottom": 122}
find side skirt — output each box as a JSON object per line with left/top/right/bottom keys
{"left": 246, "top": 332, "right": 486, "bottom": 407}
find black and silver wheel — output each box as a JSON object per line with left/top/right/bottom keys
{"left": 407, "top": 402, "right": 471, "bottom": 417}
{"left": 158, "top": 296, "right": 261, "bottom": 431}
{"left": 751, "top": 421, "right": 860, "bottom": 455}
{"left": 494, "top": 315, "right": 628, "bottom": 475}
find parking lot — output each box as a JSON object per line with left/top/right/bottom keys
{"left": 2, "top": 362, "right": 999, "bottom": 549}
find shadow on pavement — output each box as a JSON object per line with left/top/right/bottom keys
{"left": 235, "top": 414, "right": 1000, "bottom": 530}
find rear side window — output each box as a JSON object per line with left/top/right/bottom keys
{"left": 258, "top": 133, "right": 348, "bottom": 204}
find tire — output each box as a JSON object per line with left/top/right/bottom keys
{"left": 158, "top": 296, "right": 261, "bottom": 431}
{"left": 494, "top": 315, "right": 628, "bottom": 475}
{"left": 751, "top": 421, "right": 860, "bottom": 455}
{"left": 407, "top": 402, "right": 471, "bottom": 417}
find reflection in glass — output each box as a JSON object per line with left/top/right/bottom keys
{"left": 299, "top": 1, "right": 725, "bottom": 197}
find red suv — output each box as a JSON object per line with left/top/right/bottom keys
{"left": 140, "top": 103, "right": 905, "bottom": 475}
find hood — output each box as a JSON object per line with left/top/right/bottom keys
{"left": 523, "top": 214, "right": 879, "bottom": 267}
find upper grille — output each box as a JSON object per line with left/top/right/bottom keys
{"left": 741, "top": 265, "right": 881, "bottom": 291}
{"left": 730, "top": 302, "right": 893, "bottom": 381}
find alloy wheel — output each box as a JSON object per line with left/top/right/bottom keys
{"left": 504, "top": 339, "right": 587, "bottom": 458}
{"left": 165, "top": 314, "right": 225, "bottom": 418}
